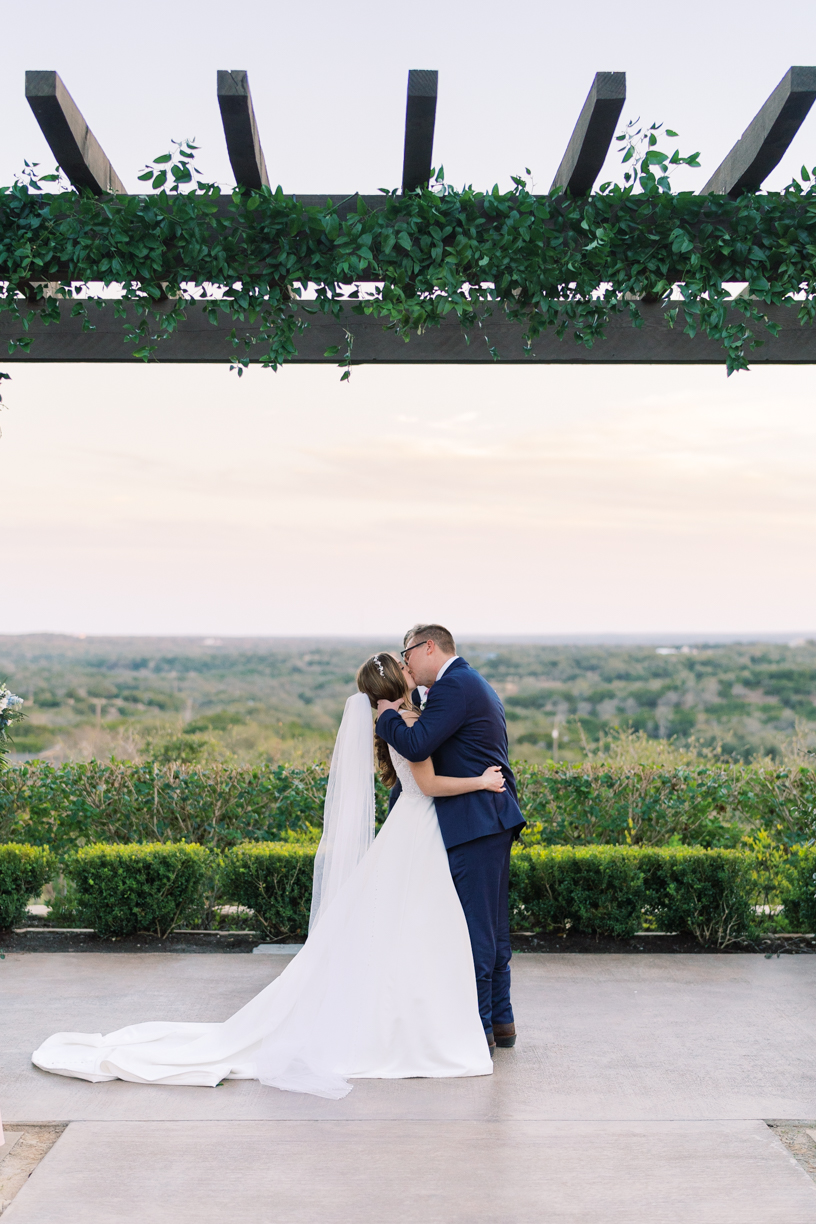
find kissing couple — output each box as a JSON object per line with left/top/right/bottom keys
{"left": 33, "top": 624, "right": 526, "bottom": 1099}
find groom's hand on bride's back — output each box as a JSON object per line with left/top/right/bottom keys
{"left": 377, "top": 698, "right": 403, "bottom": 716}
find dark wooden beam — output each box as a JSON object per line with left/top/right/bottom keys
{"left": 402, "top": 70, "right": 438, "bottom": 193}
{"left": 701, "top": 66, "right": 816, "bottom": 196}
{"left": 550, "top": 72, "right": 626, "bottom": 195}
{"left": 217, "top": 70, "right": 269, "bottom": 191}
{"left": 1, "top": 301, "right": 813, "bottom": 364}
{"left": 25, "top": 71, "right": 125, "bottom": 195}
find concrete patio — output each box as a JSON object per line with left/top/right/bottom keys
{"left": 2, "top": 952, "right": 816, "bottom": 1221}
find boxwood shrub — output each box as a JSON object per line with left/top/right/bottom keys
{"left": 509, "top": 845, "right": 647, "bottom": 939}
{"left": 67, "top": 842, "right": 210, "bottom": 938}
{"left": 640, "top": 847, "right": 756, "bottom": 947}
{"left": 0, "top": 843, "right": 55, "bottom": 930}
{"left": 780, "top": 847, "right": 816, "bottom": 934}
{"left": 9, "top": 839, "right": 807, "bottom": 944}
{"left": 220, "top": 842, "right": 316, "bottom": 940}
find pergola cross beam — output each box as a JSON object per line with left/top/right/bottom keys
{"left": 1, "top": 300, "right": 814, "bottom": 364}
{"left": 402, "top": 70, "right": 438, "bottom": 193}
{"left": 550, "top": 71, "right": 626, "bottom": 195}
{"left": 701, "top": 66, "right": 816, "bottom": 196}
{"left": 25, "top": 71, "right": 125, "bottom": 196}
{"left": 216, "top": 70, "right": 270, "bottom": 191}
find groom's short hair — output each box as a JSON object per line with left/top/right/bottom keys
{"left": 404, "top": 623, "right": 456, "bottom": 654}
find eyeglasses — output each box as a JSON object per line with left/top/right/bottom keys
{"left": 400, "top": 640, "right": 429, "bottom": 660}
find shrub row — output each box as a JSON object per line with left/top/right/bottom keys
{"left": 1, "top": 842, "right": 814, "bottom": 946}
{"left": 0, "top": 760, "right": 339, "bottom": 855}
{"left": 2, "top": 759, "right": 816, "bottom": 852}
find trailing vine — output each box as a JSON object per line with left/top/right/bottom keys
{"left": 0, "top": 127, "right": 815, "bottom": 377}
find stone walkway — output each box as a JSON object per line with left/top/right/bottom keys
{"left": 1, "top": 953, "right": 816, "bottom": 1221}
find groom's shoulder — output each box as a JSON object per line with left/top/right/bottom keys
{"left": 444, "top": 658, "right": 489, "bottom": 693}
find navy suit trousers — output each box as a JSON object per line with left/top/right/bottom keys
{"left": 447, "top": 828, "right": 515, "bottom": 1031}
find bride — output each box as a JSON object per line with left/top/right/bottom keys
{"left": 32, "top": 654, "right": 505, "bottom": 1098}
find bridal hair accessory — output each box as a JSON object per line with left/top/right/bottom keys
{"left": 372, "top": 655, "right": 386, "bottom": 677}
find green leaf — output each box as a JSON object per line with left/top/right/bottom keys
{"left": 323, "top": 345, "right": 340, "bottom": 356}
{"left": 152, "top": 170, "right": 167, "bottom": 190}
{"left": 666, "top": 130, "right": 679, "bottom": 138}
{"left": 153, "top": 153, "right": 173, "bottom": 164}
{"left": 802, "top": 165, "right": 811, "bottom": 181}
{"left": 340, "top": 369, "right": 351, "bottom": 381}
{"left": 137, "top": 170, "right": 154, "bottom": 181}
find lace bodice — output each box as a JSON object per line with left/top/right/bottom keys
{"left": 389, "top": 747, "right": 424, "bottom": 797}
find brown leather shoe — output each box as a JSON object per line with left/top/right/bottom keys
{"left": 485, "top": 1029, "right": 496, "bottom": 1057}
{"left": 493, "top": 1022, "right": 516, "bottom": 1048}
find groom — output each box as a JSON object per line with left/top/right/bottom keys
{"left": 376, "top": 624, "right": 525, "bottom": 1052}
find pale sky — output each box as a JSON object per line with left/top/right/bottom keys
{"left": 2, "top": 0, "right": 816, "bottom": 636}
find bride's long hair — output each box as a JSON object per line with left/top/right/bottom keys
{"left": 356, "top": 653, "right": 415, "bottom": 788}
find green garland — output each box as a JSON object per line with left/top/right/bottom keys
{"left": 2, "top": 144, "right": 816, "bottom": 375}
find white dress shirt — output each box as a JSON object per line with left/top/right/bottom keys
{"left": 434, "top": 655, "right": 460, "bottom": 683}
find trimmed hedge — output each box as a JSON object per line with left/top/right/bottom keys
{"left": 221, "top": 842, "right": 315, "bottom": 940}
{"left": 67, "top": 842, "right": 210, "bottom": 938}
{"left": 224, "top": 843, "right": 758, "bottom": 946}
{"left": 510, "top": 845, "right": 646, "bottom": 939}
{"left": 640, "top": 848, "right": 755, "bottom": 947}
{"left": 2, "top": 759, "right": 816, "bottom": 853}
{"left": 0, "top": 843, "right": 55, "bottom": 930}
{"left": 1, "top": 839, "right": 809, "bottom": 944}
{"left": 780, "top": 847, "right": 816, "bottom": 934}
{"left": 509, "top": 846, "right": 755, "bottom": 946}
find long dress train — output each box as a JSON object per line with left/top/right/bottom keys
{"left": 31, "top": 750, "right": 492, "bottom": 1098}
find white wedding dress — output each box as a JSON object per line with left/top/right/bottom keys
{"left": 32, "top": 739, "right": 492, "bottom": 1098}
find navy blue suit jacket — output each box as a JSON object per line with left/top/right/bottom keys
{"left": 376, "top": 657, "right": 525, "bottom": 849}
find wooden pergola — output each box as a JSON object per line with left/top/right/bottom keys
{"left": 6, "top": 65, "right": 816, "bottom": 365}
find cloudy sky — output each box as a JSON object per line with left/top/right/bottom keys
{"left": 2, "top": 0, "right": 816, "bottom": 636}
